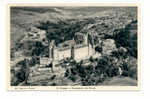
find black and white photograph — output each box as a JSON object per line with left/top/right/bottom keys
{"left": 8, "top": 4, "right": 139, "bottom": 90}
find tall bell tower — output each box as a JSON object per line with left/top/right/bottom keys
{"left": 49, "top": 40, "right": 55, "bottom": 59}
{"left": 48, "top": 40, "right": 56, "bottom": 70}
{"left": 86, "top": 32, "right": 95, "bottom": 56}
{"left": 85, "top": 33, "right": 90, "bottom": 46}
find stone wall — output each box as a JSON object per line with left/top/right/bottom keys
{"left": 55, "top": 48, "right": 71, "bottom": 61}
{"left": 40, "top": 57, "right": 51, "bottom": 67}
{"left": 74, "top": 46, "right": 89, "bottom": 61}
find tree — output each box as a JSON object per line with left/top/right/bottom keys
{"left": 95, "top": 45, "right": 102, "bottom": 53}
{"left": 12, "top": 59, "right": 31, "bottom": 86}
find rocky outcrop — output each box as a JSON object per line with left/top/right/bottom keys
{"left": 101, "top": 39, "right": 117, "bottom": 56}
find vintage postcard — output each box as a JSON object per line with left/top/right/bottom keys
{"left": 7, "top": 3, "right": 140, "bottom": 90}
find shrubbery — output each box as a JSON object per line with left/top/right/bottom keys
{"left": 114, "top": 20, "right": 137, "bottom": 58}
{"left": 63, "top": 49, "right": 137, "bottom": 85}
{"left": 11, "top": 58, "right": 37, "bottom": 86}
{"left": 64, "top": 56, "right": 121, "bottom": 85}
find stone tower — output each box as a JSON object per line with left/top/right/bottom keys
{"left": 49, "top": 40, "right": 55, "bottom": 59}
{"left": 49, "top": 40, "right": 57, "bottom": 69}
{"left": 84, "top": 33, "right": 89, "bottom": 45}
{"left": 71, "top": 40, "right": 75, "bottom": 59}
{"left": 86, "top": 32, "right": 95, "bottom": 56}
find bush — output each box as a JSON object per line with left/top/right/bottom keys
{"left": 128, "top": 65, "right": 137, "bottom": 80}
{"left": 114, "top": 21, "right": 137, "bottom": 58}
{"left": 89, "top": 56, "right": 94, "bottom": 62}
{"left": 121, "top": 57, "right": 137, "bottom": 79}
{"left": 11, "top": 59, "right": 30, "bottom": 86}
{"left": 121, "top": 70, "right": 128, "bottom": 77}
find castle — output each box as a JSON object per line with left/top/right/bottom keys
{"left": 40, "top": 32, "right": 98, "bottom": 68}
